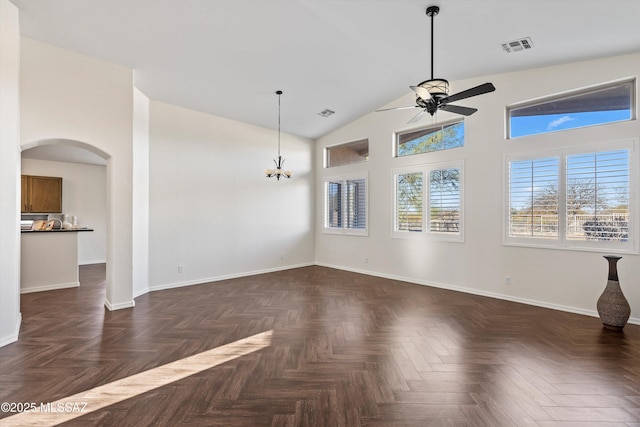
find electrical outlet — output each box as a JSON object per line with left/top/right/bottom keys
{"left": 505, "top": 276, "right": 511, "bottom": 285}
{"left": 364, "top": 257, "right": 369, "bottom": 264}
{"left": 279, "top": 255, "right": 284, "bottom": 261}
{"left": 178, "top": 265, "right": 183, "bottom": 273}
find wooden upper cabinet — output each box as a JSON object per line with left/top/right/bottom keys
{"left": 21, "top": 175, "right": 28, "bottom": 212}
{"left": 21, "top": 175, "right": 62, "bottom": 213}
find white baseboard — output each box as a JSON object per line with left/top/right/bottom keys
{"left": 315, "top": 262, "right": 640, "bottom": 326}
{"left": 104, "top": 299, "right": 136, "bottom": 311}
{"left": 79, "top": 259, "right": 107, "bottom": 266}
{"left": 66, "top": 260, "right": 639, "bottom": 326}
{"left": 0, "top": 312, "right": 21, "bottom": 348}
{"left": 148, "top": 262, "right": 315, "bottom": 293}
{"left": 20, "top": 281, "right": 79, "bottom": 294}
{"left": 133, "top": 287, "right": 150, "bottom": 299}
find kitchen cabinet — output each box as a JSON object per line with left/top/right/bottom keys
{"left": 21, "top": 175, "right": 63, "bottom": 213}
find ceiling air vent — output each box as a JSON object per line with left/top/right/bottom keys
{"left": 502, "top": 37, "right": 534, "bottom": 53}
{"left": 318, "top": 109, "right": 335, "bottom": 118}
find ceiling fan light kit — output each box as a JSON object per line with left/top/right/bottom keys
{"left": 414, "top": 79, "right": 449, "bottom": 105}
{"left": 264, "top": 90, "right": 292, "bottom": 180}
{"left": 377, "top": 5, "right": 496, "bottom": 123}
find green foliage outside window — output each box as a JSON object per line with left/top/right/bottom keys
{"left": 397, "top": 121, "right": 464, "bottom": 157}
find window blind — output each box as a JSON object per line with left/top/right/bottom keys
{"left": 565, "top": 150, "right": 629, "bottom": 241}
{"left": 325, "top": 181, "right": 342, "bottom": 228}
{"left": 429, "top": 168, "right": 460, "bottom": 233}
{"left": 345, "top": 178, "right": 366, "bottom": 229}
{"left": 323, "top": 173, "right": 368, "bottom": 235}
{"left": 395, "top": 172, "right": 423, "bottom": 232}
{"left": 509, "top": 157, "right": 559, "bottom": 238}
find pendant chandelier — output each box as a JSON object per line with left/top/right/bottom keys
{"left": 264, "top": 90, "right": 292, "bottom": 180}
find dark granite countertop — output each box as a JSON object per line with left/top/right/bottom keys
{"left": 21, "top": 228, "right": 94, "bottom": 233}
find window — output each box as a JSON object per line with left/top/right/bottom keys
{"left": 566, "top": 150, "right": 630, "bottom": 242}
{"left": 506, "top": 139, "right": 638, "bottom": 253}
{"left": 325, "top": 181, "right": 342, "bottom": 228}
{"left": 393, "top": 161, "right": 463, "bottom": 241}
{"left": 508, "top": 79, "right": 635, "bottom": 139}
{"left": 508, "top": 157, "right": 560, "bottom": 239}
{"left": 429, "top": 169, "right": 461, "bottom": 234}
{"left": 323, "top": 173, "right": 368, "bottom": 235}
{"left": 396, "top": 120, "right": 464, "bottom": 157}
{"left": 326, "top": 139, "right": 369, "bottom": 168}
{"left": 395, "top": 172, "right": 423, "bottom": 232}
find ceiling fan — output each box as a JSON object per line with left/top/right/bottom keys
{"left": 377, "top": 5, "right": 496, "bottom": 124}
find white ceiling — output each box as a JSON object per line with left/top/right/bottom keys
{"left": 9, "top": 0, "right": 640, "bottom": 141}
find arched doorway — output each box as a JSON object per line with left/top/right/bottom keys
{"left": 20, "top": 138, "right": 117, "bottom": 309}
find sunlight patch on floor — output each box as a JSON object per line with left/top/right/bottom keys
{"left": 2, "top": 330, "right": 273, "bottom": 426}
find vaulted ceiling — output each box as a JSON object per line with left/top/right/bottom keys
{"left": 10, "top": 0, "right": 640, "bottom": 140}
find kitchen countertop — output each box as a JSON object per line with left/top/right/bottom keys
{"left": 21, "top": 228, "right": 94, "bottom": 233}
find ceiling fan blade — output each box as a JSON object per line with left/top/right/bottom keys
{"left": 375, "top": 105, "right": 419, "bottom": 112}
{"left": 407, "top": 109, "right": 429, "bottom": 124}
{"left": 439, "top": 104, "right": 477, "bottom": 116}
{"left": 410, "top": 85, "right": 432, "bottom": 101}
{"left": 445, "top": 82, "right": 496, "bottom": 103}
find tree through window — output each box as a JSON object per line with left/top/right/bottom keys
{"left": 396, "top": 121, "right": 464, "bottom": 157}
{"left": 506, "top": 141, "right": 636, "bottom": 252}
{"left": 393, "top": 162, "right": 463, "bottom": 241}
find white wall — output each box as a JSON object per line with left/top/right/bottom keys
{"left": 316, "top": 52, "right": 640, "bottom": 323}
{"left": 20, "top": 37, "right": 135, "bottom": 309}
{"left": 132, "top": 87, "right": 150, "bottom": 298}
{"left": 3, "top": 17, "right": 636, "bottom": 351}
{"left": 21, "top": 158, "right": 107, "bottom": 265}
{"left": 4, "top": 33, "right": 315, "bottom": 347}
{"left": 148, "top": 101, "right": 315, "bottom": 290}
{"left": 0, "top": 0, "right": 22, "bottom": 347}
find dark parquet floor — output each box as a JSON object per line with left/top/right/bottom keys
{"left": 0, "top": 264, "right": 638, "bottom": 426}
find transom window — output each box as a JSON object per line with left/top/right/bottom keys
{"left": 325, "top": 139, "right": 369, "bottom": 168}
{"left": 395, "top": 120, "right": 464, "bottom": 157}
{"left": 508, "top": 79, "right": 635, "bottom": 139}
{"left": 323, "top": 173, "right": 368, "bottom": 235}
{"left": 506, "top": 139, "right": 638, "bottom": 253}
{"left": 393, "top": 161, "right": 463, "bottom": 241}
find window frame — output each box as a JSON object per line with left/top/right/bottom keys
{"left": 322, "top": 172, "right": 369, "bottom": 236}
{"left": 325, "top": 138, "right": 369, "bottom": 168}
{"left": 394, "top": 119, "right": 465, "bottom": 158}
{"left": 506, "top": 78, "right": 636, "bottom": 139}
{"left": 392, "top": 160, "right": 464, "bottom": 242}
{"left": 504, "top": 138, "right": 639, "bottom": 254}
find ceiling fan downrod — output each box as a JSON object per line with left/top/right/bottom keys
{"left": 426, "top": 6, "right": 439, "bottom": 81}
{"left": 375, "top": 4, "right": 496, "bottom": 122}
{"left": 416, "top": 5, "right": 448, "bottom": 109}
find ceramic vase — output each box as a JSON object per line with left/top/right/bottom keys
{"left": 596, "top": 255, "right": 630, "bottom": 330}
